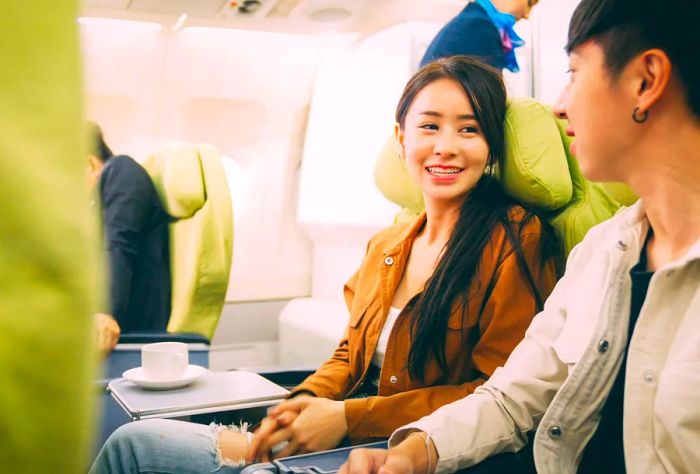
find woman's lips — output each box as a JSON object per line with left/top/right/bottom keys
{"left": 426, "top": 166, "right": 463, "bottom": 182}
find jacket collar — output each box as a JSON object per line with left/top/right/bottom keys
{"left": 382, "top": 212, "right": 427, "bottom": 256}
{"left": 612, "top": 200, "right": 700, "bottom": 263}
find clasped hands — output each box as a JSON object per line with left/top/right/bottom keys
{"left": 246, "top": 396, "right": 348, "bottom": 462}
{"left": 245, "top": 397, "right": 431, "bottom": 474}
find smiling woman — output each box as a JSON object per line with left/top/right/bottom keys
{"left": 391, "top": 56, "right": 558, "bottom": 384}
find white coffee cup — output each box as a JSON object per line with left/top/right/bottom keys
{"left": 141, "top": 342, "right": 189, "bottom": 380}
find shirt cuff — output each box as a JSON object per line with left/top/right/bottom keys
{"left": 389, "top": 420, "right": 462, "bottom": 474}
{"left": 344, "top": 397, "right": 370, "bottom": 442}
{"left": 288, "top": 381, "right": 321, "bottom": 399}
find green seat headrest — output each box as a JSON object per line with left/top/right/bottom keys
{"left": 141, "top": 144, "right": 206, "bottom": 219}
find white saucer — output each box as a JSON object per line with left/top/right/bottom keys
{"left": 122, "top": 364, "right": 209, "bottom": 390}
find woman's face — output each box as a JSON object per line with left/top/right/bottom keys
{"left": 396, "top": 78, "right": 490, "bottom": 210}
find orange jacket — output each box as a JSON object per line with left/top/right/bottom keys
{"left": 292, "top": 208, "right": 558, "bottom": 443}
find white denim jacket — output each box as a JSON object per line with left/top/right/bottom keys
{"left": 391, "top": 202, "right": 700, "bottom": 473}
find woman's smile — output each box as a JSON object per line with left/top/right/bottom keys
{"left": 426, "top": 165, "right": 465, "bottom": 182}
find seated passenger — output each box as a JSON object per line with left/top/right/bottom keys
{"left": 341, "top": 1, "right": 700, "bottom": 473}
{"left": 88, "top": 123, "right": 172, "bottom": 352}
{"left": 89, "top": 56, "right": 560, "bottom": 473}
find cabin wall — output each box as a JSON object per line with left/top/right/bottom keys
{"left": 80, "top": 20, "right": 322, "bottom": 309}
{"left": 533, "top": 0, "right": 580, "bottom": 105}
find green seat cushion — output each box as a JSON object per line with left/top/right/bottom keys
{"left": 143, "top": 144, "right": 233, "bottom": 339}
{"left": 142, "top": 144, "right": 206, "bottom": 219}
{"left": 600, "top": 182, "right": 638, "bottom": 206}
{"left": 501, "top": 97, "right": 573, "bottom": 210}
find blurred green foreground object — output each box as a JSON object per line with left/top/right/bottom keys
{"left": 0, "top": 1, "right": 99, "bottom": 471}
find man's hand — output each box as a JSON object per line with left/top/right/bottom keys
{"left": 94, "top": 313, "right": 120, "bottom": 353}
{"left": 340, "top": 448, "right": 413, "bottom": 474}
{"left": 339, "top": 433, "right": 436, "bottom": 474}
{"left": 248, "top": 397, "right": 348, "bottom": 460}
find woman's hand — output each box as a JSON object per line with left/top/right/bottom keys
{"left": 247, "top": 410, "right": 300, "bottom": 462}
{"left": 248, "top": 397, "right": 348, "bottom": 460}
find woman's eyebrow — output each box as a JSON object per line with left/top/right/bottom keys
{"left": 419, "top": 111, "right": 476, "bottom": 120}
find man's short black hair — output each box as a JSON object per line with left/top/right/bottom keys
{"left": 566, "top": 0, "right": 699, "bottom": 120}
{"left": 88, "top": 122, "right": 113, "bottom": 162}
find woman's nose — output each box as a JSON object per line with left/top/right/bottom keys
{"left": 434, "top": 131, "right": 457, "bottom": 156}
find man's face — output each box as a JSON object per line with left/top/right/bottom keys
{"left": 554, "top": 41, "right": 639, "bottom": 182}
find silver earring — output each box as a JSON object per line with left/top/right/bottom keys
{"left": 632, "top": 107, "right": 649, "bottom": 123}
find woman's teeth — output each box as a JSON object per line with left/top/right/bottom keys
{"left": 427, "top": 167, "right": 462, "bottom": 175}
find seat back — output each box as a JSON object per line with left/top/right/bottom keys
{"left": 141, "top": 144, "right": 233, "bottom": 339}
{"left": 375, "top": 97, "right": 623, "bottom": 254}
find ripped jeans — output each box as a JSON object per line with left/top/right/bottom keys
{"left": 89, "top": 418, "right": 252, "bottom": 474}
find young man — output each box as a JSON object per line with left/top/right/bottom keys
{"left": 420, "top": 0, "right": 539, "bottom": 72}
{"left": 89, "top": 124, "right": 172, "bottom": 351}
{"left": 342, "top": 0, "right": 700, "bottom": 472}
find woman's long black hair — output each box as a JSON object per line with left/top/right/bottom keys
{"left": 397, "top": 56, "right": 561, "bottom": 382}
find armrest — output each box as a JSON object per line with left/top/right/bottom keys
{"left": 118, "top": 332, "right": 210, "bottom": 345}
{"left": 241, "top": 441, "right": 389, "bottom": 474}
{"left": 229, "top": 367, "right": 317, "bottom": 390}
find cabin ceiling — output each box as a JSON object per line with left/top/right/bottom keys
{"left": 82, "top": 0, "right": 466, "bottom": 34}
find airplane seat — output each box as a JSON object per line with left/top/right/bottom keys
{"left": 140, "top": 143, "right": 234, "bottom": 340}
{"left": 96, "top": 144, "right": 232, "bottom": 460}
{"left": 375, "top": 96, "right": 624, "bottom": 255}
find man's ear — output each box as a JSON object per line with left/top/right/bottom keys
{"left": 632, "top": 48, "right": 672, "bottom": 116}
{"left": 394, "top": 122, "right": 405, "bottom": 160}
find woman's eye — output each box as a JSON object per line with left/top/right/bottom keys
{"left": 419, "top": 123, "right": 438, "bottom": 131}
{"left": 460, "top": 126, "right": 479, "bottom": 134}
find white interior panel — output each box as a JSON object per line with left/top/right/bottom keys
{"left": 80, "top": 20, "right": 323, "bottom": 303}
{"left": 298, "top": 24, "right": 414, "bottom": 230}
{"left": 80, "top": 18, "right": 166, "bottom": 155}
{"left": 533, "top": 0, "right": 580, "bottom": 105}
{"left": 162, "top": 27, "right": 322, "bottom": 301}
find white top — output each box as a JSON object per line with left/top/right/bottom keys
{"left": 390, "top": 201, "right": 700, "bottom": 474}
{"left": 370, "top": 306, "right": 403, "bottom": 386}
